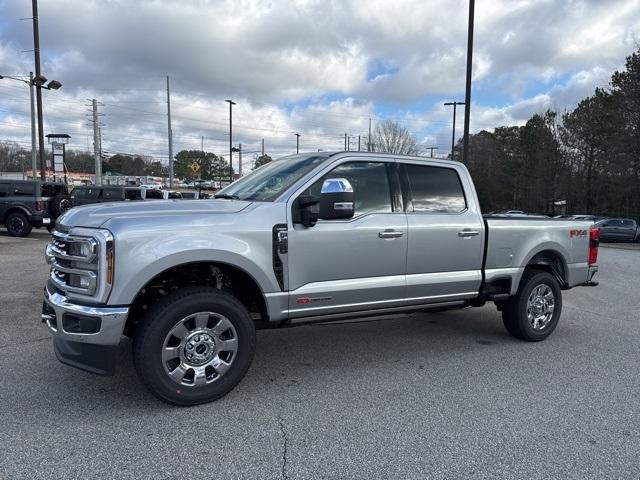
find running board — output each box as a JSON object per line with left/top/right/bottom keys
{"left": 289, "top": 300, "right": 468, "bottom": 326}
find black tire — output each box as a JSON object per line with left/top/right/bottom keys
{"left": 133, "top": 286, "right": 256, "bottom": 406}
{"left": 49, "top": 194, "right": 72, "bottom": 219}
{"left": 501, "top": 269, "right": 562, "bottom": 341}
{"left": 5, "top": 212, "right": 32, "bottom": 237}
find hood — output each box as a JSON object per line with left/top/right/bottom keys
{"left": 57, "top": 199, "right": 253, "bottom": 229}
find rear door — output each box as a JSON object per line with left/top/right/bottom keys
{"left": 599, "top": 219, "right": 621, "bottom": 241}
{"left": 400, "top": 161, "right": 484, "bottom": 302}
{"left": 619, "top": 220, "right": 637, "bottom": 241}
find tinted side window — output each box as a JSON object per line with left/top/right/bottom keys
{"left": 403, "top": 164, "right": 466, "bottom": 213}
{"left": 309, "top": 161, "right": 392, "bottom": 216}
{"left": 13, "top": 183, "right": 36, "bottom": 196}
{"left": 0, "top": 183, "right": 9, "bottom": 197}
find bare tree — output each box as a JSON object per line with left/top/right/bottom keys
{"left": 371, "top": 119, "right": 419, "bottom": 155}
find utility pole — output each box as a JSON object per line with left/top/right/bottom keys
{"left": 444, "top": 101, "right": 465, "bottom": 159}
{"left": 166, "top": 75, "right": 174, "bottom": 187}
{"left": 261, "top": 138, "right": 264, "bottom": 156}
{"left": 347, "top": 135, "right": 350, "bottom": 151}
{"left": 29, "top": 72, "right": 36, "bottom": 178}
{"left": 225, "top": 100, "right": 236, "bottom": 182}
{"left": 238, "top": 143, "right": 242, "bottom": 176}
{"left": 462, "top": 0, "right": 475, "bottom": 164}
{"left": 368, "top": 117, "right": 372, "bottom": 152}
{"left": 295, "top": 133, "right": 300, "bottom": 154}
{"left": 92, "top": 99, "right": 101, "bottom": 185}
{"left": 344, "top": 133, "right": 347, "bottom": 151}
{"left": 358, "top": 135, "right": 361, "bottom": 151}
{"left": 32, "top": 0, "right": 46, "bottom": 180}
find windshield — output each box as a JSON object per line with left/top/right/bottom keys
{"left": 216, "top": 154, "right": 329, "bottom": 201}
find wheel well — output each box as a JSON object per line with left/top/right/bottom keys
{"left": 124, "top": 262, "right": 268, "bottom": 337}
{"left": 3, "top": 207, "right": 29, "bottom": 223}
{"left": 525, "top": 250, "right": 568, "bottom": 289}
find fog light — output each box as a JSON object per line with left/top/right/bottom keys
{"left": 79, "top": 276, "right": 91, "bottom": 289}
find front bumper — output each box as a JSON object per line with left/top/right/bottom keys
{"left": 42, "top": 284, "right": 129, "bottom": 375}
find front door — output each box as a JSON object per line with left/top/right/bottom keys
{"left": 287, "top": 160, "right": 407, "bottom": 318}
{"left": 400, "top": 161, "right": 484, "bottom": 303}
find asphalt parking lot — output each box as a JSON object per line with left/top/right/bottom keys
{"left": 0, "top": 229, "right": 638, "bottom": 480}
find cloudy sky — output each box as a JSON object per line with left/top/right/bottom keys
{"left": 1, "top": 0, "right": 639, "bottom": 171}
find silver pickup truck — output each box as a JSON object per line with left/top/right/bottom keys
{"left": 43, "top": 152, "right": 599, "bottom": 405}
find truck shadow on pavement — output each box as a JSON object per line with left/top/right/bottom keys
{"left": 41, "top": 305, "right": 517, "bottom": 411}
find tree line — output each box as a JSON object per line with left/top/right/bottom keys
{"left": 457, "top": 48, "right": 640, "bottom": 219}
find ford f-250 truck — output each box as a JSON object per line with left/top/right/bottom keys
{"left": 42, "top": 152, "right": 600, "bottom": 405}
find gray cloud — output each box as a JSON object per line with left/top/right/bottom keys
{"left": 1, "top": 0, "right": 639, "bottom": 160}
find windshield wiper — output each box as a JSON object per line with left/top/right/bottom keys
{"left": 213, "top": 193, "right": 240, "bottom": 200}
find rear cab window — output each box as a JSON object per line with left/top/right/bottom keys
{"left": 401, "top": 163, "right": 467, "bottom": 213}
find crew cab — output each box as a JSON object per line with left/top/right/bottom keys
{"left": 42, "top": 152, "right": 599, "bottom": 405}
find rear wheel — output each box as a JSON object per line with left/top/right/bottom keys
{"left": 501, "top": 270, "right": 562, "bottom": 341}
{"left": 5, "top": 212, "right": 32, "bottom": 237}
{"left": 49, "top": 194, "right": 72, "bottom": 219}
{"left": 133, "top": 287, "right": 256, "bottom": 406}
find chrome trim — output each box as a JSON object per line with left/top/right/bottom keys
{"left": 378, "top": 230, "right": 404, "bottom": 238}
{"left": 458, "top": 230, "right": 480, "bottom": 237}
{"left": 46, "top": 228, "right": 115, "bottom": 304}
{"left": 50, "top": 268, "right": 97, "bottom": 295}
{"left": 289, "top": 291, "right": 478, "bottom": 317}
{"left": 47, "top": 237, "right": 97, "bottom": 262}
{"left": 43, "top": 285, "right": 128, "bottom": 346}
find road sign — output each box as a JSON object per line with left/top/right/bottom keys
{"left": 190, "top": 161, "right": 200, "bottom": 175}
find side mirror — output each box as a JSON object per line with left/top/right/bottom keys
{"left": 319, "top": 178, "right": 355, "bottom": 220}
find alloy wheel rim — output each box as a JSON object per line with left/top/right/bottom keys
{"left": 59, "top": 198, "right": 72, "bottom": 212}
{"left": 526, "top": 284, "right": 555, "bottom": 330}
{"left": 8, "top": 216, "right": 25, "bottom": 234}
{"left": 162, "top": 311, "right": 238, "bottom": 387}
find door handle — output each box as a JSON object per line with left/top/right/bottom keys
{"left": 379, "top": 230, "right": 404, "bottom": 239}
{"left": 458, "top": 229, "right": 480, "bottom": 238}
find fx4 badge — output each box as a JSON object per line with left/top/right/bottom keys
{"left": 569, "top": 229, "right": 587, "bottom": 238}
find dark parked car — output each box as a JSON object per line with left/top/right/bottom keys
{"left": 70, "top": 186, "right": 144, "bottom": 206}
{"left": 595, "top": 218, "right": 640, "bottom": 242}
{"left": 0, "top": 179, "right": 71, "bottom": 236}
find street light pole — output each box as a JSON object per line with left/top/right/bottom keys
{"left": 29, "top": 72, "right": 37, "bottom": 178}
{"left": 31, "top": 0, "right": 47, "bottom": 181}
{"left": 295, "top": 133, "right": 300, "bottom": 154}
{"left": 444, "top": 101, "right": 465, "bottom": 160}
{"left": 462, "top": 0, "right": 475, "bottom": 164}
{"left": 225, "top": 100, "right": 236, "bottom": 182}
{"left": 166, "top": 75, "right": 173, "bottom": 188}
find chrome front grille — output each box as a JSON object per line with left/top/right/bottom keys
{"left": 46, "top": 231, "right": 99, "bottom": 295}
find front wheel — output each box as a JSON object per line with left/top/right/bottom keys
{"left": 501, "top": 270, "right": 562, "bottom": 341}
{"left": 133, "top": 287, "right": 256, "bottom": 405}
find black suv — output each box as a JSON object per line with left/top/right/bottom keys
{"left": 0, "top": 179, "right": 71, "bottom": 237}
{"left": 70, "top": 186, "right": 145, "bottom": 206}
